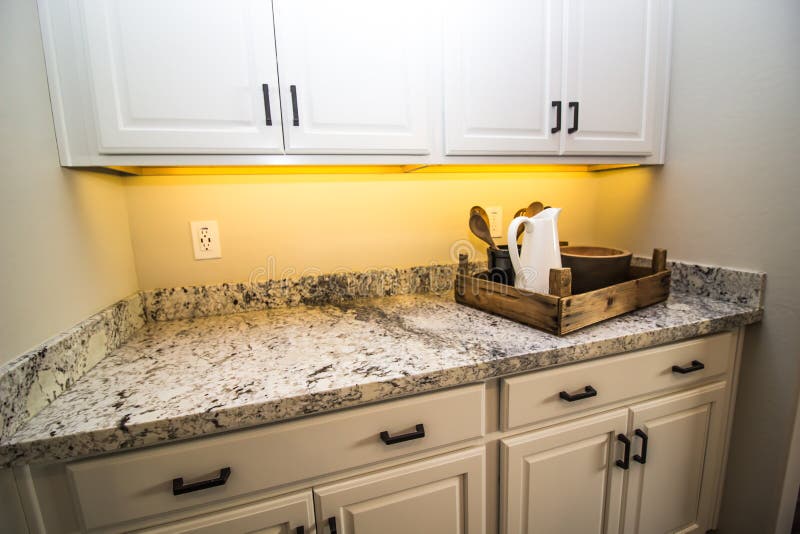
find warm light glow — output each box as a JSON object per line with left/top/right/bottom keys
{"left": 105, "top": 163, "right": 640, "bottom": 176}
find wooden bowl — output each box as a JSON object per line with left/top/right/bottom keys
{"left": 560, "top": 246, "right": 632, "bottom": 294}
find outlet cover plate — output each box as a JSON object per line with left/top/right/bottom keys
{"left": 486, "top": 206, "right": 503, "bottom": 239}
{"left": 190, "top": 220, "right": 221, "bottom": 260}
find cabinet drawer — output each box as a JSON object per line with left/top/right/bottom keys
{"left": 67, "top": 384, "right": 485, "bottom": 530}
{"left": 135, "top": 490, "right": 314, "bottom": 534}
{"left": 502, "top": 333, "right": 735, "bottom": 430}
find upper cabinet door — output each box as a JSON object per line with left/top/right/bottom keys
{"left": 562, "top": 0, "right": 672, "bottom": 155}
{"left": 272, "top": 0, "right": 433, "bottom": 155}
{"left": 444, "top": 0, "right": 563, "bottom": 155}
{"left": 80, "top": 0, "right": 283, "bottom": 154}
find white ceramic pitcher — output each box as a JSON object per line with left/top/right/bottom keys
{"left": 506, "top": 207, "right": 562, "bottom": 293}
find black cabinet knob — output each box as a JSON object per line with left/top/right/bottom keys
{"left": 633, "top": 429, "right": 649, "bottom": 464}
{"left": 380, "top": 424, "right": 425, "bottom": 445}
{"left": 616, "top": 434, "right": 631, "bottom": 470}
{"left": 568, "top": 101, "right": 580, "bottom": 133}
{"left": 672, "top": 360, "right": 705, "bottom": 374}
{"left": 559, "top": 385, "right": 597, "bottom": 402}
{"left": 172, "top": 467, "right": 231, "bottom": 496}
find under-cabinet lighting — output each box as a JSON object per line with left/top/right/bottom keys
{"left": 103, "top": 163, "right": 640, "bottom": 176}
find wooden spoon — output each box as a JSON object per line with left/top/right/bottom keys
{"left": 469, "top": 212, "right": 498, "bottom": 250}
{"left": 470, "top": 205, "right": 490, "bottom": 225}
{"left": 525, "top": 201, "right": 545, "bottom": 217}
{"left": 515, "top": 202, "right": 546, "bottom": 240}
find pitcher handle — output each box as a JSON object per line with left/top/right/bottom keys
{"left": 507, "top": 217, "right": 532, "bottom": 278}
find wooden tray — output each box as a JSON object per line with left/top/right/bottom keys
{"left": 455, "top": 249, "right": 671, "bottom": 335}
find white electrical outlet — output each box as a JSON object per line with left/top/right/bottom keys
{"left": 190, "top": 221, "right": 222, "bottom": 260}
{"left": 486, "top": 206, "right": 503, "bottom": 239}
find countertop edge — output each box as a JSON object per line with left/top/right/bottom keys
{"left": 0, "top": 306, "right": 761, "bottom": 468}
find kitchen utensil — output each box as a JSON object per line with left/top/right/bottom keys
{"left": 470, "top": 205, "right": 490, "bottom": 226}
{"left": 515, "top": 203, "right": 545, "bottom": 240}
{"left": 507, "top": 207, "right": 562, "bottom": 293}
{"left": 469, "top": 212, "right": 497, "bottom": 250}
{"left": 487, "top": 244, "right": 521, "bottom": 285}
{"left": 560, "top": 246, "right": 632, "bottom": 293}
{"left": 525, "top": 201, "right": 545, "bottom": 218}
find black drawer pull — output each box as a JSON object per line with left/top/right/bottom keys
{"left": 568, "top": 101, "right": 579, "bottom": 133}
{"left": 380, "top": 424, "right": 425, "bottom": 445}
{"left": 290, "top": 85, "right": 300, "bottom": 126}
{"left": 296, "top": 527, "right": 304, "bottom": 534}
{"left": 551, "top": 100, "right": 562, "bottom": 133}
{"left": 261, "top": 83, "right": 272, "bottom": 126}
{"left": 172, "top": 467, "right": 231, "bottom": 495}
{"left": 328, "top": 516, "right": 338, "bottom": 534}
{"left": 633, "top": 429, "right": 649, "bottom": 464}
{"left": 672, "top": 360, "right": 705, "bottom": 374}
{"left": 559, "top": 385, "right": 597, "bottom": 402}
{"left": 616, "top": 434, "right": 630, "bottom": 470}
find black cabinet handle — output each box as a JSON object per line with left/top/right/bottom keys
{"left": 261, "top": 84, "right": 272, "bottom": 126}
{"left": 568, "top": 101, "right": 579, "bottom": 133}
{"left": 616, "top": 434, "right": 630, "bottom": 470}
{"left": 290, "top": 85, "right": 300, "bottom": 126}
{"left": 172, "top": 467, "right": 231, "bottom": 495}
{"left": 328, "top": 516, "right": 338, "bottom": 534}
{"left": 296, "top": 527, "right": 305, "bottom": 534}
{"left": 633, "top": 429, "right": 649, "bottom": 464}
{"left": 380, "top": 424, "right": 425, "bottom": 445}
{"left": 551, "top": 100, "right": 562, "bottom": 133}
{"left": 559, "top": 385, "right": 597, "bottom": 402}
{"left": 672, "top": 360, "right": 705, "bottom": 374}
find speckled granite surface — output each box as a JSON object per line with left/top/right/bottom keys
{"left": 0, "top": 286, "right": 762, "bottom": 467}
{"left": 633, "top": 256, "right": 765, "bottom": 308}
{"left": 0, "top": 263, "right": 483, "bottom": 450}
{"left": 142, "top": 263, "right": 485, "bottom": 322}
{"left": 0, "top": 294, "right": 144, "bottom": 444}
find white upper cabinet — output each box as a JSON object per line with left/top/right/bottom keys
{"left": 39, "top": 0, "right": 672, "bottom": 163}
{"left": 444, "top": 0, "right": 563, "bottom": 155}
{"left": 272, "top": 0, "right": 433, "bottom": 155}
{"left": 562, "top": 0, "right": 672, "bottom": 155}
{"left": 79, "top": 0, "right": 284, "bottom": 154}
{"left": 443, "top": 0, "right": 672, "bottom": 158}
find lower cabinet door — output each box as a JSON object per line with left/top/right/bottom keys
{"left": 135, "top": 490, "right": 314, "bottom": 534}
{"left": 313, "top": 447, "right": 485, "bottom": 534}
{"left": 501, "top": 409, "right": 629, "bottom": 534}
{"left": 623, "top": 382, "right": 728, "bottom": 534}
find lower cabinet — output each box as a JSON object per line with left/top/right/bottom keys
{"left": 622, "top": 381, "right": 727, "bottom": 534}
{"left": 314, "top": 447, "right": 485, "bottom": 534}
{"left": 17, "top": 332, "right": 742, "bottom": 534}
{"left": 501, "top": 409, "right": 628, "bottom": 534}
{"left": 136, "top": 447, "right": 484, "bottom": 534}
{"left": 135, "top": 491, "right": 314, "bottom": 534}
{"left": 501, "top": 381, "right": 729, "bottom": 534}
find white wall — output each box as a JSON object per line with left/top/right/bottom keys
{"left": 596, "top": 1, "right": 800, "bottom": 531}
{"left": 0, "top": 0, "right": 139, "bottom": 364}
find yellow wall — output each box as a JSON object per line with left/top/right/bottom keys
{"left": 124, "top": 172, "right": 601, "bottom": 289}
{"left": 0, "top": 0, "right": 139, "bottom": 365}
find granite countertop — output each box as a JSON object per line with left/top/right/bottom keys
{"left": 0, "top": 287, "right": 762, "bottom": 467}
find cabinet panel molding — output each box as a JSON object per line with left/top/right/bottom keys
{"left": 80, "top": 0, "right": 284, "bottom": 154}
